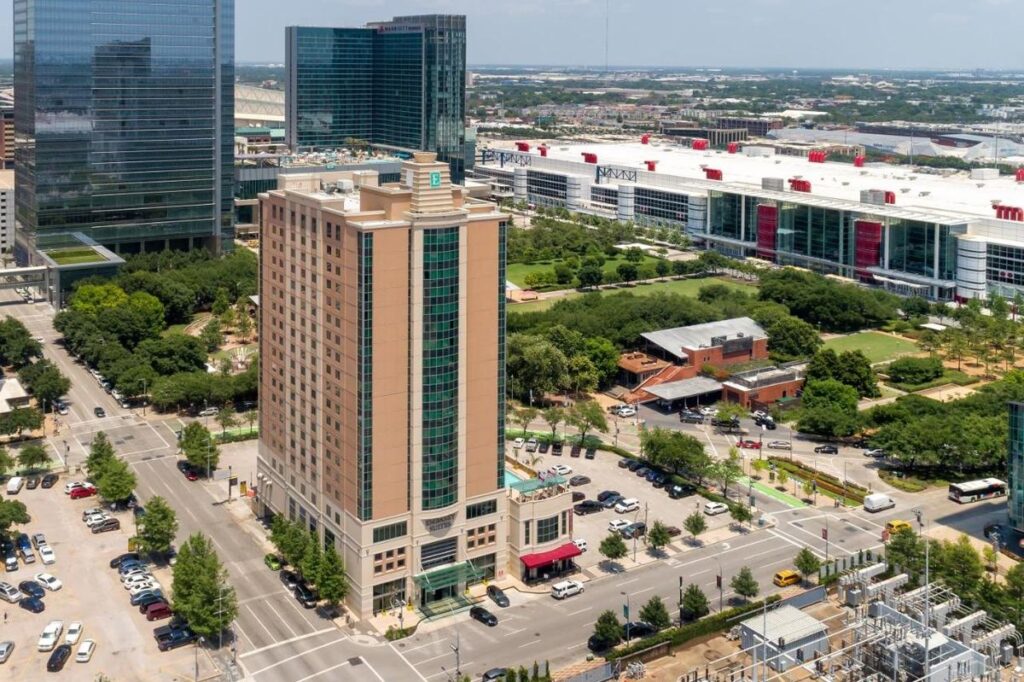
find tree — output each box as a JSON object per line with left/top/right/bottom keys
{"left": 887, "top": 357, "right": 944, "bottom": 386}
{"left": 97, "top": 458, "right": 137, "bottom": 503}
{"left": 0, "top": 408, "right": 43, "bottom": 437}
{"left": 684, "top": 511, "right": 707, "bottom": 543}
{"left": 797, "top": 379, "right": 861, "bottom": 438}
{"left": 616, "top": 262, "right": 638, "bottom": 284}
{"left": 730, "top": 504, "right": 753, "bottom": 528}
{"left": 300, "top": 530, "right": 323, "bottom": 582}
{"left": 577, "top": 264, "right": 603, "bottom": 289}
{"left": 171, "top": 532, "right": 238, "bottom": 639}
{"left": 270, "top": 516, "right": 310, "bottom": 568}
{"left": 16, "top": 443, "right": 49, "bottom": 472}
{"left": 69, "top": 283, "right": 129, "bottom": 315}
{"left": 317, "top": 544, "right": 350, "bottom": 607}
{"left": 512, "top": 407, "right": 539, "bottom": 436}
{"left": 777, "top": 469, "right": 789, "bottom": 489}
{"left": 638, "top": 595, "right": 671, "bottom": 630}
{"left": 541, "top": 407, "right": 564, "bottom": 442}
{"left": 567, "top": 400, "right": 608, "bottom": 444}
{"left": 1006, "top": 562, "right": 1024, "bottom": 621}
{"left": 86, "top": 432, "right": 116, "bottom": 477}
{"left": 17, "top": 360, "right": 70, "bottom": 410}
{"left": 794, "top": 547, "right": 821, "bottom": 581}
{"left": 655, "top": 259, "right": 671, "bottom": 278}
{"left": 237, "top": 311, "right": 253, "bottom": 342}
{"left": 243, "top": 409, "right": 258, "bottom": 434}
{"left": 507, "top": 334, "right": 569, "bottom": 401}
{"left": 885, "top": 527, "right": 925, "bottom": 581}
{"left": 938, "top": 535, "right": 984, "bottom": 597}
{"left": 0, "top": 447, "right": 13, "bottom": 477}
{"left": 0, "top": 499, "right": 30, "bottom": 539}
{"left": 211, "top": 288, "right": 231, "bottom": 316}
{"left": 731, "top": 566, "right": 759, "bottom": 601}
{"left": 215, "top": 407, "right": 238, "bottom": 436}
{"left": 592, "top": 610, "right": 624, "bottom": 647}
{"left": 180, "top": 422, "right": 219, "bottom": 474}
{"left": 138, "top": 496, "right": 178, "bottom": 555}
{"left": 567, "top": 354, "right": 600, "bottom": 394}
{"left": 807, "top": 349, "right": 879, "bottom": 398}
{"left": 681, "top": 583, "right": 710, "bottom": 621}
{"left": 200, "top": 319, "right": 223, "bottom": 353}
{"left": 647, "top": 521, "right": 672, "bottom": 552}
{"left": 599, "top": 532, "right": 628, "bottom": 562}
{"left": 767, "top": 316, "right": 823, "bottom": 362}
{"left": 715, "top": 448, "right": 743, "bottom": 496}
{"left": 625, "top": 247, "right": 645, "bottom": 263}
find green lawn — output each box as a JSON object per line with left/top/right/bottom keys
{"left": 506, "top": 254, "right": 662, "bottom": 290}
{"left": 509, "top": 277, "right": 758, "bottom": 314}
{"left": 46, "top": 247, "right": 105, "bottom": 265}
{"left": 823, "top": 331, "right": 919, "bottom": 364}
{"left": 162, "top": 322, "right": 191, "bottom": 338}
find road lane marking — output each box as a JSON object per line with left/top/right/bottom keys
{"left": 388, "top": 643, "right": 431, "bottom": 681}
{"left": 400, "top": 640, "right": 443, "bottom": 654}
{"left": 293, "top": 660, "right": 351, "bottom": 682}
{"left": 235, "top": 625, "right": 340, "bottom": 658}
{"left": 505, "top": 628, "right": 527, "bottom": 636}
{"left": 246, "top": 636, "right": 348, "bottom": 677}
{"left": 634, "top": 586, "right": 658, "bottom": 595}
{"left": 244, "top": 604, "right": 278, "bottom": 645}
{"left": 619, "top": 577, "right": 640, "bottom": 586}
{"left": 566, "top": 606, "right": 593, "bottom": 616}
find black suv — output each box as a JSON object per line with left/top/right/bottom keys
{"left": 46, "top": 644, "right": 71, "bottom": 671}
{"left": 155, "top": 624, "right": 197, "bottom": 651}
{"left": 668, "top": 484, "right": 696, "bottom": 499}
{"left": 294, "top": 583, "right": 318, "bottom": 609}
{"left": 573, "top": 500, "right": 603, "bottom": 515}
{"left": 486, "top": 585, "right": 509, "bottom": 607}
{"left": 679, "top": 411, "right": 704, "bottom": 424}
{"left": 814, "top": 444, "right": 839, "bottom": 455}
{"left": 470, "top": 605, "right": 498, "bottom": 626}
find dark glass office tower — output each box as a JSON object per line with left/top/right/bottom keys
{"left": 287, "top": 15, "right": 469, "bottom": 182}
{"left": 13, "top": 0, "right": 234, "bottom": 260}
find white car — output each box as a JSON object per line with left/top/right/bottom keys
{"left": 572, "top": 538, "right": 589, "bottom": 552}
{"left": 511, "top": 437, "right": 525, "bottom": 449}
{"left": 700, "top": 406, "right": 717, "bottom": 416}
{"left": 81, "top": 507, "right": 103, "bottom": 521}
{"left": 128, "top": 581, "right": 161, "bottom": 596}
{"left": 864, "top": 448, "right": 887, "bottom": 458}
{"left": 37, "top": 621, "right": 63, "bottom": 651}
{"left": 704, "top": 502, "right": 729, "bottom": 516}
{"left": 65, "top": 622, "right": 84, "bottom": 646}
{"left": 614, "top": 498, "right": 640, "bottom": 513}
{"left": 34, "top": 573, "right": 62, "bottom": 591}
{"left": 123, "top": 575, "right": 155, "bottom": 589}
{"left": 767, "top": 440, "right": 791, "bottom": 450}
{"left": 84, "top": 513, "right": 110, "bottom": 528}
{"left": 549, "top": 464, "right": 572, "bottom": 476}
{"left": 616, "top": 406, "right": 637, "bottom": 418}
{"left": 64, "top": 481, "right": 87, "bottom": 495}
{"left": 76, "top": 639, "right": 96, "bottom": 663}
{"left": 120, "top": 569, "right": 151, "bottom": 583}
{"left": 38, "top": 546, "right": 56, "bottom": 565}
{"left": 608, "top": 519, "right": 631, "bottom": 533}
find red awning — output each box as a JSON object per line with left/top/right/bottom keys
{"left": 519, "top": 542, "right": 582, "bottom": 570}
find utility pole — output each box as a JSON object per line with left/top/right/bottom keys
{"left": 621, "top": 590, "right": 631, "bottom": 642}
{"left": 914, "top": 507, "right": 930, "bottom": 681}
{"left": 715, "top": 557, "right": 724, "bottom": 612}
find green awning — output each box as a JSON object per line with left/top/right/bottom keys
{"left": 510, "top": 475, "right": 566, "bottom": 494}
{"left": 414, "top": 561, "right": 483, "bottom": 591}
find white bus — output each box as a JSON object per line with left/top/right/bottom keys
{"left": 948, "top": 478, "right": 1007, "bottom": 504}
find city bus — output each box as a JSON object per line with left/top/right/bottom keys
{"left": 948, "top": 478, "right": 1007, "bottom": 504}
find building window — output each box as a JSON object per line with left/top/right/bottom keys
{"left": 421, "top": 537, "right": 458, "bottom": 571}
{"left": 497, "top": 220, "right": 507, "bottom": 488}
{"left": 468, "top": 553, "right": 496, "bottom": 584}
{"left": 373, "top": 521, "right": 408, "bottom": 544}
{"left": 421, "top": 227, "right": 460, "bottom": 510}
{"left": 466, "top": 523, "right": 497, "bottom": 550}
{"left": 466, "top": 499, "right": 496, "bottom": 519}
{"left": 357, "top": 232, "right": 374, "bottom": 520}
{"left": 373, "top": 547, "right": 408, "bottom": 575}
{"left": 372, "top": 578, "right": 407, "bottom": 614}
{"left": 523, "top": 520, "right": 531, "bottom": 546}
{"left": 536, "top": 516, "right": 559, "bottom": 544}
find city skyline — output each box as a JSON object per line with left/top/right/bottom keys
{"left": 0, "top": 0, "right": 1022, "bottom": 70}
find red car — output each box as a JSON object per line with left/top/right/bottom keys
{"left": 185, "top": 469, "right": 198, "bottom": 481}
{"left": 69, "top": 485, "right": 97, "bottom": 499}
{"left": 737, "top": 439, "right": 761, "bottom": 449}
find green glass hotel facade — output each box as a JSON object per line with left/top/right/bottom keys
{"left": 13, "top": 0, "right": 235, "bottom": 261}
{"left": 286, "top": 15, "right": 470, "bottom": 182}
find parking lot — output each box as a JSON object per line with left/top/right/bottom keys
{"left": 536, "top": 446, "right": 736, "bottom": 569}
{"left": 0, "top": 476, "right": 212, "bottom": 680}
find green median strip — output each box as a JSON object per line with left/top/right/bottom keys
{"left": 738, "top": 476, "right": 807, "bottom": 509}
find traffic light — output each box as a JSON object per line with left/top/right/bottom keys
{"left": 716, "top": 574, "right": 722, "bottom": 589}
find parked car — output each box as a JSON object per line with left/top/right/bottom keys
{"left": 568, "top": 475, "right": 591, "bottom": 487}
{"left": 64, "top": 481, "right": 87, "bottom": 495}
{"left": 75, "top": 639, "right": 96, "bottom": 663}
{"left": 470, "top": 605, "right": 498, "bottom": 626}
{"left": 93, "top": 407, "right": 105, "bottom": 418}
{"left": 600, "top": 494, "right": 624, "bottom": 509}
{"left": 0, "top": 582, "right": 23, "bottom": 603}
{"left": 737, "top": 439, "right": 761, "bottom": 449}
{"left": 814, "top": 445, "right": 839, "bottom": 455}
{"left": 92, "top": 518, "right": 121, "bottom": 534}
{"left": 486, "top": 585, "right": 509, "bottom": 608}
{"left": 40, "top": 474, "right": 58, "bottom": 489}
{"left": 679, "top": 411, "right": 704, "bottom": 424}
{"left": 549, "top": 464, "right": 572, "bottom": 477}
{"left": 19, "top": 597, "right": 44, "bottom": 613}
{"left": 614, "top": 498, "right": 640, "bottom": 514}
{"left": 37, "top": 620, "right": 63, "bottom": 651}
{"left": 573, "top": 500, "right": 603, "bottom": 515}
{"left": 626, "top": 459, "right": 643, "bottom": 472}
{"left": 30, "top": 533, "right": 46, "bottom": 549}
{"left": 511, "top": 438, "right": 525, "bottom": 449}
{"left": 584, "top": 447, "right": 597, "bottom": 460}
{"left": 864, "top": 448, "right": 887, "bottom": 458}
{"left": 482, "top": 668, "right": 508, "bottom": 682}
{"left": 587, "top": 633, "right": 616, "bottom": 652}
{"left": 294, "top": 583, "right": 318, "bottom": 608}
{"left": 524, "top": 438, "right": 538, "bottom": 453}
{"left": 704, "top": 502, "right": 729, "bottom": 516}
{"left": 571, "top": 492, "right": 586, "bottom": 502}
{"left": 46, "top": 643, "right": 71, "bottom": 671}
{"left": 617, "top": 406, "right": 636, "bottom": 418}
{"left": 625, "top": 622, "right": 659, "bottom": 639}
{"left": 665, "top": 526, "right": 682, "bottom": 537}
{"left": 154, "top": 624, "right": 197, "bottom": 651}
{"left": 69, "top": 486, "right": 97, "bottom": 500}
{"left": 34, "top": 573, "right": 62, "bottom": 591}
{"left": 0, "top": 641, "right": 13, "bottom": 664}
{"left": 573, "top": 538, "right": 589, "bottom": 552}
{"left": 651, "top": 472, "right": 668, "bottom": 488}
{"left": 25, "top": 476, "right": 39, "bottom": 490}
{"left": 65, "top": 622, "right": 84, "bottom": 646}
{"left": 137, "top": 595, "right": 168, "bottom": 612}
{"left": 109, "top": 553, "right": 140, "bottom": 569}
{"left": 634, "top": 467, "right": 650, "bottom": 478}
{"left": 84, "top": 512, "right": 110, "bottom": 527}
{"left": 130, "top": 590, "right": 165, "bottom": 607}
{"left": 146, "top": 602, "right": 174, "bottom": 621}
{"left": 19, "top": 580, "right": 45, "bottom": 599}
{"left": 608, "top": 519, "right": 631, "bottom": 533}
{"left": 667, "top": 484, "right": 695, "bottom": 499}
{"left": 596, "top": 490, "right": 620, "bottom": 502}
{"left": 264, "top": 554, "right": 283, "bottom": 571}
{"left": 569, "top": 443, "right": 581, "bottom": 457}
{"left": 621, "top": 522, "right": 647, "bottom": 539}
{"left": 551, "top": 442, "right": 563, "bottom": 456}
{"left": 617, "top": 459, "right": 630, "bottom": 469}
{"left": 280, "top": 570, "right": 300, "bottom": 590}
{"left": 39, "top": 546, "right": 56, "bottom": 565}
{"left": 538, "top": 441, "right": 549, "bottom": 454}
{"left": 767, "top": 440, "right": 791, "bottom": 450}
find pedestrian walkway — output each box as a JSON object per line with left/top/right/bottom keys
{"left": 737, "top": 475, "right": 806, "bottom": 508}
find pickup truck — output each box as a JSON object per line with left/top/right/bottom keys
{"left": 154, "top": 624, "right": 197, "bottom": 651}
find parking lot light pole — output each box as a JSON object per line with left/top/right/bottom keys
{"left": 621, "top": 590, "right": 631, "bottom": 642}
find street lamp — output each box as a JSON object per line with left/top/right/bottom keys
{"left": 714, "top": 557, "right": 724, "bottom": 611}
{"left": 621, "top": 590, "right": 631, "bottom": 643}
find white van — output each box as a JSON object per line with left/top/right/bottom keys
{"left": 6, "top": 477, "right": 24, "bottom": 495}
{"left": 863, "top": 493, "right": 895, "bottom": 513}
{"left": 551, "top": 579, "right": 584, "bottom": 600}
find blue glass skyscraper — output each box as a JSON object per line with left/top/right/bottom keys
{"left": 14, "top": 0, "right": 235, "bottom": 260}
{"left": 287, "top": 15, "right": 469, "bottom": 182}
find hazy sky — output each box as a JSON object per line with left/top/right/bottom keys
{"left": 0, "top": 0, "right": 1021, "bottom": 70}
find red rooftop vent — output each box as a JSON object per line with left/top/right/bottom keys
{"left": 582, "top": 152, "right": 598, "bottom": 164}
{"left": 704, "top": 168, "right": 722, "bottom": 181}
{"left": 788, "top": 178, "right": 811, "bottom": 193}
{"left": 808, "top": 150, "right": 827, "bottom": 163}
{"left": 727, "top": 142, "right": 739, "bottom": 154}
{"left": 515, "top": 141, "right": 530, "bottom": 152}
{"left": 854, "top": 155, "right": 866, "bottom": 167}
{"left": 692, "top": 139, "right": 709, "bottom": 151}
{"left": 1016, "top": 167, "right": 1024, "bottom": 183}
{"left": 645, "top": 160, "right": 658, "bottom": 172}
{"left": 538, "top": 145, "right": 548, "bottom": 157}
{"left": 641, "top": 134, "right": 651, "bottom": 145}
